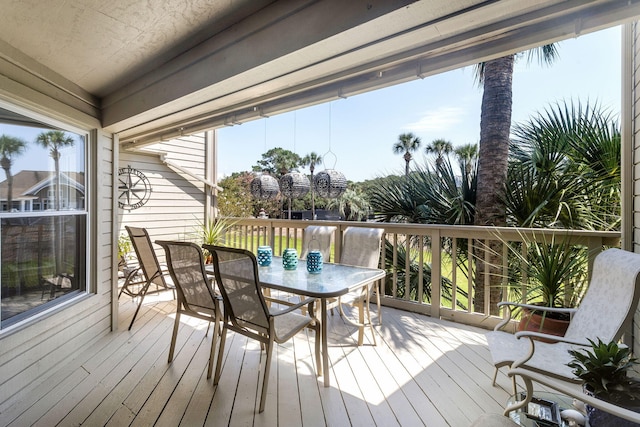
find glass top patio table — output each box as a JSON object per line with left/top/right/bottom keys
{"left": 256, "top": 256, "right": 385, "bottom": 298}
{"left": 206, "top": 255, "right": 385, "bottom": 388}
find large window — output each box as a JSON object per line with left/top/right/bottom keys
{"left": 0, "top": 105, "right": 88, "bottom": 329}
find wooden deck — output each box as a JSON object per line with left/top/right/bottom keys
{"left": 2, "top": 291, "right": 529, "bottom": 427}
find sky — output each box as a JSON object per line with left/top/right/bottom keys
{"left": 0, "top": 123, "right": 85, "bottom": 174}
{"left": 217, "top": 26, "right": 622, "bottom": 183}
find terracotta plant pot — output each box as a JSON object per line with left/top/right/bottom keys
{"left": 517, "top": 308, "right": 570, "bottom": 342}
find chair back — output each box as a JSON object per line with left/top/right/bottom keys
{"left": 340, "top": 227, "right": 384, "bottom": 269}
{"left": 565, "top": 248, "right": 640, "bottom": 342}
{"left": 300, "top": 225, "right": 336, "bottom": 261}
{"left": 155, "top": 241, "right": 218, "bottom": 315}
{"left": 125, "top": 226, "right": 168, "bottom": 289}
{"left": 206, "top": 245, "right": 270, "bottom": 334}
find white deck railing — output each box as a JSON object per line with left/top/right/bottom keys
{"left": 220, "top": 218, "right": 620, "bottom": 331}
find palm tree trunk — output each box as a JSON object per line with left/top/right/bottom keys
{"left": 473, "top": 55, "right": 514, "bottom": 315}
{"left": 6, "top": 172, "right": 12, "bottom": 211}
{"left": 1, "top": 165, "right": 12, "bottom": 211}
{"left": 403, "top": 152, "right": 411, "bottom": 176}
{"left": 310, "top": 171, "right": 316, "bottom": 219}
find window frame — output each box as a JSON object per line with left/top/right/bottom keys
{"left": 0, "top": 99, "right": 93, "bottom": 333}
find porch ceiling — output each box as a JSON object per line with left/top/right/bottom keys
{"left": 1, "top": 0, "right": 640, "bottom": 145}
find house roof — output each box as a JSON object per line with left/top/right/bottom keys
{"left": 0, "top": 170, "right": 85, "bottom": 201}
{"left": 1, "top": 1, "right": 639, "bottom": 145}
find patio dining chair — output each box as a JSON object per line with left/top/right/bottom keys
{"left": 299, "top": 225, "right": 336, "bottom": 261}
{"left": 119, "top": 226, "right": 175, "bottom": 330}
{"left": 277, "top": 225, "right": 337, "bottom": 310}
{"left": 156, "top": 241, "right": 223, "bottom": 380}
{"left": 205, "top": 244, "right": 321, "bottom": 413}
{"left": 327, "top": 227, "right": 384, "bottom": 346}
{"left": 486, "top": 248, "right": 640, "bottom": 394}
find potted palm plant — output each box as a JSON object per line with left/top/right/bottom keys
{"left": 499, "top": 233, "right": 589, "bottom": 337}
{"left": 192, "top": 217, "right": 236, "bottom": 263}
{"left": 568, "top": 338, "right": 640, "bottom": 426}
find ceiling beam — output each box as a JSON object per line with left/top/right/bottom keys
{"left": 102, "top": 0, "right": 419, "bottom": 132}
{"left": 120, "top": 0, "right": 640, "bottom": 147}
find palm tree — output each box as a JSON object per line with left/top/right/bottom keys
{"left": 473, "top": 44, "right": 559, "bottom": 314}
{"left": 327, "top": 188, "right": 370, "bottom": 221}
{"left": 454, "top": 143, "right": 478, "bottom": 178}
{"left": 392, "top": 133, "right": 422, "bottom": 176}
{"left": 425, "top": 138, "right": 453, "bottom": 168}
{"left": 0, "top": 134, "right": 26, "bottom": 211}
{"left": 302, "top": 151, "right": 323, "bottom": 218}
{"left": 473, "top": 45, "right": 559, "bottom": 227}
{"left": 506, "top": 99, "right": 620, "bottom": 230}
{"left": 35, "top": 130, "right": 75, "bottom": 210}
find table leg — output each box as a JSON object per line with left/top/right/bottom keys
{"left": 321, "top": 297, "right": 329, "bottom": 387}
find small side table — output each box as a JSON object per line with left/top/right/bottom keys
{"left": 507, "top": 391, "right": 585, "bottom": 427}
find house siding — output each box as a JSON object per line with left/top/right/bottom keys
{"left": 0, "top": 56, "right": 113, "bottom": 413}
{"left": 118, "top": 134, "right": 208, "bottom": 250}
{"left": 630, "top": 21, "right": 640, "bottom": 353}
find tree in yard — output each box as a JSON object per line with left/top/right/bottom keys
{"left": 0, "top": 134, "right": 27, "bottom": 211}
{"left": 253, "top": 147, "right": 302, "bottom": 177}
{"left": 217, "top": 172, "right": 254, "bottom": 217}
{"left": 327, "top": 188, "right": 370, "bottom": 221}
{"left": 302, "top": 151, "right": 323, "bottom": 218}
{"left": 454, "top": 143, "right": 478, "bottom": 178}
{"left": 505, "top": 99, "right": 620, "bottom": 230}
{"left": 425, "top": 138, "right": 453, "bottom": 168}
{"left": 392, "top": 132, "right": 422, "bottom": 176}
{"left": 35, "top": 130, "right": 75, "bottom": 210}
{"left": 473, "top": 44, "right": 559, "bottom": 314}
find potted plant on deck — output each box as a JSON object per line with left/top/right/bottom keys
{"left": 498, "top": 233, "right": 589, "bottom": 337}
{"left": 192, "top": 217, "right": 236, "bottom": 263}
{"left": 568, "top": 338, "right": 640, "bottom": 426}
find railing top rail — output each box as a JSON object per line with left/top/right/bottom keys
{"left": 220, "top": 217, "right": 620, "bottom": 240}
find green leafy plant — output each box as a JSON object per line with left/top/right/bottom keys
{"left": 495, "top": 232, "right": 589, "bottom": 313}
{"left": 192, "top": 217, "right": 237, "bottom": 260}
{"left": 117, "top": 233, "right": 132, "bottom": 268}
{"left": 568, "top": 338, "right": 640, "bottom": 406}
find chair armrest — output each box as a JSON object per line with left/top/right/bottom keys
{"left": 513, "top": 331, "right": 589, "bottom": 347}
{"left": 506, "top": 368, "right": 640, "bottom": 424}
{"left": 493, "top": 302, "right": 577, "bottom": 332}
{"left": 271, "top": 297, "right": 316, "bottom": 317}
{"left": 498, "top": 301, "right": 577, "bottom": 315}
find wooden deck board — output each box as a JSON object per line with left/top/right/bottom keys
{"left": 5, "top": 291, "right": 534, "bottom": 427}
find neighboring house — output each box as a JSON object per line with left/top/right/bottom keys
{"left": 0, "top": 170, "right": 85, "bottom": 212}
{"left": 0, "top": 1, "right": 639, "bottom": 419}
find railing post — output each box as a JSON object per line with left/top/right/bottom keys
{"left": 431, "top": 229, "right": 441, "bottom": 318}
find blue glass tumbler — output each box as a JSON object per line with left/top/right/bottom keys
{"left": 282, "top": 248, "right": 298, "bottom": 270}
{"left": 306, "top": 250, "right": 323, "bottom": 274}
{"left": 257, "top": 246, "right": 272, "bottom": 267}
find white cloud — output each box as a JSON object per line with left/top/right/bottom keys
{"left": 403, "top": 106, "right": 465, "bottom": 132}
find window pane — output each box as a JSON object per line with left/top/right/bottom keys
{"left": 0, "top": 106, "right": 88, "bottom": 328}
{"left": 1, "top": 215, "right": 87, "bottom": 325}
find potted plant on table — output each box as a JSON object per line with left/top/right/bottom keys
{"left": 568, "top": 338, "right": 640, "bottom": 426}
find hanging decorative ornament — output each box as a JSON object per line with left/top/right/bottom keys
{"left": 250, "top": 173, "right": 280, "bottom": 200}
{"left": 314, "top": 102, "right": 347, "bottom": 198}
{"left": 314, "top": 150, "right": 347, "bottom": 198}
{"left": 279, "top": 170, "right": 310, "bottom": 199}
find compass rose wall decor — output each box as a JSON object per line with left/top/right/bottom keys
{"left": 118, "top": 166, "right": 152, "bottom": 210}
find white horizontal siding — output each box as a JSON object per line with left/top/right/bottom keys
{"left": 119, "top": 135, "right": 208, "bottom": 260}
